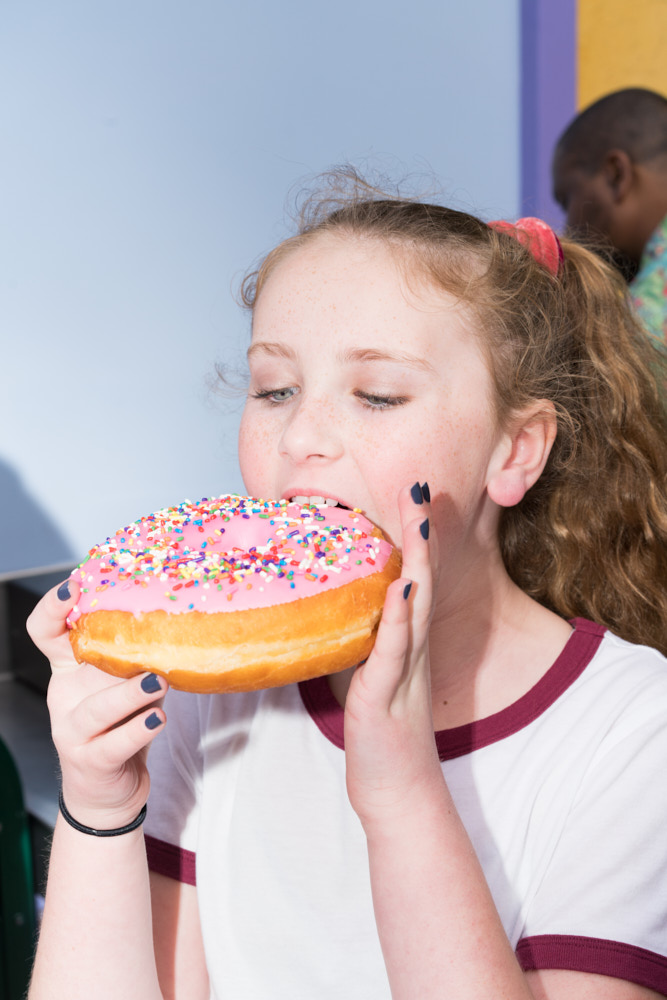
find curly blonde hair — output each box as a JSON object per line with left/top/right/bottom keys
{"left": 241, "top": 171, "right": 667, "bottom": 655}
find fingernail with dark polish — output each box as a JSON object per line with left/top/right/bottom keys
{"left": 403, "top": 582, "right": 412, "bottom": 600}
{"left": 145, "top": 712, "right": 162, "bottom": 730}
{"left": 141, "top": 673, "right": 162, "bottom": 694}
{"left": 421, "top": 482, "right": 431, "bottom": 503}
{"left": 420, "top": 519, "right": 430, "bottom": 540}
{"left": 410, "top": 482, "right": 423, "bottom": 504}
{"left": 57, "top": 581, "right": 71, "bottom": 601}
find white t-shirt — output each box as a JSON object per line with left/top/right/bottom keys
{"left": 144, "top": 619, "right": 667, "bottom": 999}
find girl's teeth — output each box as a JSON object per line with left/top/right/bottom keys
{"left": 290, "top": 495, "right": 339, "bottom": 507}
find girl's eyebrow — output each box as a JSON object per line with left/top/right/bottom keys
{"left": 340, "top": 348, "right": 435, "bottom": 372}
{"left": 247, "top": 342, "right": 434, "bottom": 373}
{"left": 247, "top": 342, "right": 295, "bottom": 361}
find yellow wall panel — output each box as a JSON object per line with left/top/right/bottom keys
{"left": 578, "top": 0, "right": 667, "bottom": 108}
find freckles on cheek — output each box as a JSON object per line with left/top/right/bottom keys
{"left": 238, "top": 419, "right": 274, "bottom": 492}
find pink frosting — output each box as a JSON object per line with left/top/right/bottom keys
{"left": 67, "top": 495, "right": 394, "bottom": 622}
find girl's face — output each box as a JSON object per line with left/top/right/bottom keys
{"left": 239, "top": 235, "right": 506, "bottom": 567}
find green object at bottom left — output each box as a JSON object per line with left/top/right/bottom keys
{"left": 0, "top": 737, "right": 36, "bottom": 1000}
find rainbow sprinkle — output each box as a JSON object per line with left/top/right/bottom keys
{"left": 69, "top": 495, "right": 385, "bottom": 615}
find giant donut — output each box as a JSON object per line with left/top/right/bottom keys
{"left": 66, "top": 495, "right": 402, "bottom": 692}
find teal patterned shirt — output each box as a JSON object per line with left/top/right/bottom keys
{"left": 630, "top": 214, "right": 667, "bottom": 353}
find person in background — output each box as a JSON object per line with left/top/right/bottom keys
{"left": 552, "top": 87, "right": 667, "bottom": 352}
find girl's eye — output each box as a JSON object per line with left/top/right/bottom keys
{"left": 355, "top": 391, "right": 409, "bottom": 410}
{"left": 250, "top": 386, "right": 298, "bottom": 405}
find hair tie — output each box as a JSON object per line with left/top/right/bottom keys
{"left": 488, "top": 217, "right": 564, "bottom": 277}
{"left": 59, "top": 789, "right": 147, "bottom": 837}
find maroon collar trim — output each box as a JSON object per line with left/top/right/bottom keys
{"left": 299, "top": 619, "right": 605, "bottom": 761}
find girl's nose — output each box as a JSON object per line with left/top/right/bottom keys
{"left": 278, "top": 396, "right": 344, "bottom": 464}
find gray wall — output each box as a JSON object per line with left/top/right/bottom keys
{"left": 1, "top": 0, "right": 520, "bottom": 574}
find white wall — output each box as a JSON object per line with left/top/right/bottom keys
{"left": 1, "top": 0, "right": 520, "bottom": 575}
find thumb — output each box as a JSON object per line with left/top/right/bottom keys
{"left": 26, "top": 577, "right": 82, "bottom": 672}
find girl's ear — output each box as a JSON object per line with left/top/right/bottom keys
{"left": 486, "top": 401, "right": 557, "bottom": 508}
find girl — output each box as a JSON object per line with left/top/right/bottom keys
{"left": 27, "top": 173, "right": 667, "bottom": 1000}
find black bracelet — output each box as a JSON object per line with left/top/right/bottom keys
{"left": 58, "top": 790, "right": 147, "bottom": 837}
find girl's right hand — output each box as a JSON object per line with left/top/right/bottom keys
{"left": 26, "top": 580, "right": 167, "bottom": 831}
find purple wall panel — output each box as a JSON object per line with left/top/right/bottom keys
{"left": 521, "top": 0, "right": 577, "bottom": 227}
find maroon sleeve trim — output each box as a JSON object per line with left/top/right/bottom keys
{"left": 517, "top": 934, "right": 667, "bottom": 993}
{"left": 145, "top": 834, "right": 197, "bottom": 886}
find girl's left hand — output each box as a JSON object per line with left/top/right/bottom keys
{"left": 344, "top": 482, "right": 444, "bottom": 833}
